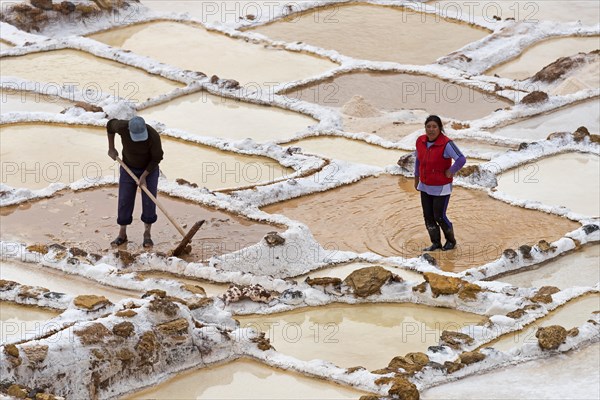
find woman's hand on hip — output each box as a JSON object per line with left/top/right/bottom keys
{"left": 445, "top": 170, "right": 453, "bottom": 178}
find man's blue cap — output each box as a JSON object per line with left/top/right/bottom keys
{"left": 128, "top": 116, "right": 148, "bottom": 142}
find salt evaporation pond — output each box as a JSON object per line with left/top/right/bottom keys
{"left": 295, "top": 261, "right": 423, "bottom": 283}
{"left": 125, "top": 358, "right": 369, "bottom": 399}
{"left": 427, "top": 0, "right": 600, "bottom": 26}
{"left": 0, "top": 49, "right": 183, "bottom": 102}
{"left": 283, "top": 72, "right": 512, "bottom": 121}
{"left": 238, "top": 303, "right": 484, "bottom": 370}
{"left": 451, "top": 139, "right": 513, "bottom": 160}
{"left": 487, "top": 36, "right": 600, "bottom": 80}
{"left": 491, "top": 99, "right": 600, "bottom": 141}
{"left": 89, "top": 21, "right": 337, "bottom": 86}
{"left": 0, "top": 302, "right": 60, "bottom": 344}
{"left": 140, "top": 91, "right": 315, "bottom": 142}
{"left": 496, "top": 152, "right": 600, "bottom": 217}
{"left": 489, "top": 294, "right": 600, "bottom": 352}
{"left": 0, "top": 261, "right": 139, "bottom": 302}
{"left": 250, "top": 3, "right": 489, "bottom": 64}
{"left": 0, "top": 188, "right": 281, "bottom": 262}
{"left": 0, "top": 124, "right": 293, "bottom": 190}
{"left": 422, "top": 343, "right": 600, "bottom": 400}
{"left": 497, "top": 244, "right": 600, "bottom": 289}
{"left": 262, "top": 175, "right": 579, "bottom": 271}
{"left": 0, "top": 89, "right": 71, "bottom": 114}
{"left": 282, "top": 136, "right": 409, "bottom": 167}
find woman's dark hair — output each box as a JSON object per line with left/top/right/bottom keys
{"left": 425, "top": 115, "right": 445, "bottom": 133}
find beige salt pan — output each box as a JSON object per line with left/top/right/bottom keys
{"left": 140, "top": 91, "right": 315, "bottom": 143}
{"left": 0, "top": 124, "right": 293, "bottom": 190}
{"left": 0, "top": 49, "right": 183, "bottom": 102}
{"left": 237, "top": 303, "right": 484, "bottom": 370}
{"left": 488, "top": 36, "right": 600, "bottom": 80}
{"left": 89, "top": 21, "right": 337, "bottom": 87}
{"left": 262, "top": 175, "right": 579, "bottom": 272}
{"left": 1, "top": 301, "right": 60, "bottom": 343}
{"left": 284, "top": 72, "right": 512, "bottom": 121}
{"left": 282, "top": 136, "right": 409, "bottom": 168}
{"left": 125, "top": 358, "right": 369, "bottom": 399}
{"left": 488, "top": 294, "right": 600, "bottom": 352}
{"left": 250, "top": 3, "right": 489, "bottom": 64}
{"left": 0, "top": 188, "right": 281, "bottom": 262}
{"left": 497, "top": 245, "right": 600, "bottom": 289}
{"left": 0, "top": 89, "right": 71, "bottom": 114}
{"left": 496, "top": 152, "right": 600, "bottom": 217}
{"left": 491, "top": 99, "right": 600, "bottom": 141}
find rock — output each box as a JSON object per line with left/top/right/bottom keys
{"left": 397, "top": 153, "right": 415, "bottom": 171}
{"left": 135, "top": 331, "right": 160, "bottom": 365}
{"left": 4, "top": 343, "right": 19, "bottom": 358}
{"left": 210, "top": 75, "right": 219, "bottom": 84}
{"left": 221, "top": 79, "right": 240, "bottom": 89}
{"left": 55, "top": 1, "right": 75, "bottom": 14}
{"left": 530, "top": 286, "right": 560, "bottom": 303}
{"left": 26, "top": 244, "right": 49, "bottom": 254}
{"left": 532, "top": 52, "right": 598, "bottom": 82}
{"left": 243, "top": 284, "right": 275, "bottom": 303}
{"left": 116, "top": 250, "right": 136, "bottom": 267}
{"left": 35, "top": 394, "right": 58, "bottom": 400}
{"left": 455, "top": 165, "right": 479, "bottom": 178}
{"left": 567, "top": 327, "right": 579, "bottom": 337}
{"left": 112, "top": 321, "right": 135, "bottom": 337}
{"left": 182, "top": 284, "right": 206, "bottom": 296}
{"left": 264, "top": 231, "right": 285, "bottom": 246}
{"left": 451, "top": 122, "right": 470, "bottom": 130}
{"left": 440, "top": 331, "right": 474, "bottom": 349}
{"left": 506, "top": 308, "right": 526, "bottom": 319}
{"left": 176, "top": 178, "right": 198, "bottom": 188}
{"left": 458, "top": 283, "right": 482, "bottom": 301}
{"left": 0, "top": 279, "right": 18, "bottom": 291}
{"left": 346, "top": 366, "right": 366, "bottom": 374}
{"left": 305, "top": 277, "right": 342, "bottom": 287}
{"left": 573, "top": 126, "right": 590, "bottom": 142}
{"left": 359, "top": 396, "right": 381, "bottom": 400}
{"left": 73, "top": 101, "right": 103, "bottom": 113}
{"left": 251, "top": 332, "right": 272, "bottom": 351}
{"left": 22, "top": 344, "right": 48, "bottom": 363}
{"left": 589, "top": 134, "right": 600, "bottom": 144}
{"left": 149, "top": 297, "right": 179, "bottom": 317}
{"left": 421, "top": 253, "right": 437, "bottom": 266}
{"left": 423, "top": 273, "right": 462, "bottom": 297}
{"left": 279, "top": 289, "right": 305, "bottom": 305}
{"left": 387, "top": 377, "right": 420, "bottom": 400}
{"left": 521, "top": 91, "right": 549, "bottom": 105}
{"left": 412, "top": 281, "right": 427, "bottom": 293}
{"left": 116, "top": 348, "right": 134, "bottom": 362}
{"left": 115, "top": 309, "right": 137, "bottom": 318}
{"left": 583, "top": 224, "right": 599, "bottom": 234}
{"left": 157, "top": 318, "right": 189, "bottom": 335}
{"left": 70, "top": 247, "right": 88, "bottom": 258}
{"left": 31, "top": 0, "right": 53, "bottom": 10}
{"left": 142, "top": 289, "right": 167, "bottom": 298}
{"left": 388, "top": 352, "right": 429, "bottom": 374}
{"left": 518, "top": 142, "right": 529, "bottom": 151}
{"left": 73, "top": 295, "right": 112, "bottom": 311}
{"left": 518, "top": 245, "right": 532, "bottom": 259}
{"left": 7, "top": 385, "right": 28, "bottom": 398}
{"left": 19, "top": 285, "right": 49, "bottom": 299}
{"left": 502, "top": 248, "right": 518, "bottom": 261}
{"left": 444, "top": 361, "right": 464, "bottom": 374}
{"left": 343, "top": 266, "right": 392, "bottom": 297}
{"left": 459, "top": 350, "right": 485, "bottom": 365}
{"left": 75, "top": 323, "right": 112, "bottom": 345}
{"left": 536, "top": 325, "right": 567, "bottom": 350}
{"left": 187, "top": 297, "right": 214, "bottom": 310}
{"left": 537, "top": 240, "right": 555, "bottom": 252}
{"left": 547, "top": 131, "right": 569, "bottom": 141}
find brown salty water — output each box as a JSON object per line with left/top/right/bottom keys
{"left": 283, "top": 72, "right": 512, "bottom": 121}
{"left": 0, "top": 49, "right": 183, "bottom": 102}
{"left": 237, "top": 303, "right": 484, "bottom": 370}
{"left": 0, "top": 188, "right": 281, "bottom": 262}
{"left": 89, "top": 21, "right": 337, "bottom": 86}
{"left": 262, "top": 175, "right": 579, "bottom": 271}
{"left": 250, "top": 3, "right": 489, "bottom": 64}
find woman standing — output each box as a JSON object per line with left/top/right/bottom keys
{"left": 414, "top": 115, "right": 466, "bottom": 251}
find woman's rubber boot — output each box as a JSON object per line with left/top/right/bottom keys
{"left": 442, "top": 226, "right": 457, "bottom": 251}
{"left": 423, "top": 225, "right": 442, "bottom": 251}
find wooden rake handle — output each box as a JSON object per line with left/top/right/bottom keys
{"left": 115, "top": 156, "right": 186, "bottom": 237}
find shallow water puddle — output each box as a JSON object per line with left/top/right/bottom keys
{"left": 0, "top": 89, "right": 72, "bottom": 114}
{"left": 487, "top": 36, "right": 600, "bottom": 80}
{"left": 262, "top": 175, "right": 579, "bottom": 271}
{"left": 125, "top": 358, "right": 368, "bottom": 399}
{"left": 0, "top": 124, "right": 293, "bottom": 190}
{"left": 491, "top": 99, "right": 600, "bottom": 141}
{"left": 283, "top": 72, "right": 511, "bottom": 121}
{"left": 140, "top": 91, "right": 315, "bottom": 142}
{"left": 497, "top": 245, "right": 600, "bottom": 289}
{"left": 0, "top": 261, "right": 139, "bottom": 302}
{"left": 496, "top": 152, "right": 600, "bottom": 217}
{"left": 422, "top": 343, "right": 600, "bottom": 400}
{"left": 0, "top": 49, "right": 182, "bottom": 102}
{"left": 250, "top": 3, "right": 489, "bottom": 64}
{"left": 488, "top": 294, "right": 600, "bottom": 352}
{"left": 427, "top": 0, "right": 600, "bottom": 25}
{"left": 0, "top": 301, "right": 60, "bottom": 343}
{"left": 137, "top": 271, "right": 229, "bottom": 297}
{"left": 237, "top": 303, "right": 484, "bottom": 370}
{"left": 282, "top": 136, "right": 409, "bottom": 168}
{"left": 295, "top": 261, "right": 423, "bottom": 283}
{"left": 89, "top": 21, "right": 337, "bottom": 87}
{"left": 0, "top": 188, "right": 281, "bottom": 262}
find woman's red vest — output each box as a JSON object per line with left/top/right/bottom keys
{"left": 416, "top": 133, "right": 453, "bottom": 186}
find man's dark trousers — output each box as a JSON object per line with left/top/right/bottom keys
{"left": 117, "top": 166, "right": 159, "bottom": 225}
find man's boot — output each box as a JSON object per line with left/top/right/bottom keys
{"left": 423, "top": 224, "right": 442, "bottom": 251}
{"left": 143, "top": 223, "right": 153, "bottom": 248}
{"left": 441, "top": 226, "right": 456, "bottom": 251}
